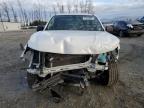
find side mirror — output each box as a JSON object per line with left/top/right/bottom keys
{"left": 37, "top": 25, "right": 44, "bottom": 31}
{"left": 105, "top": 26, "right": 113, "bottom": 33}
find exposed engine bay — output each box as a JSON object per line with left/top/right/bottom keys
{"left": 21, "top": 46, "right": 119, "bottom": 77}
{"left": 21, "top": 46, "right": 119, "bottom": 102}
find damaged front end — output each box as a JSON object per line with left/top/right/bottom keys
{"left": 20, "top": 14, "right": 120, "bottom": 102}
{"left": 21, "top": 44, "right": 119, "bottom": 101}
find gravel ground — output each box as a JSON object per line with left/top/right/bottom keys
{"left": 0, "top": 30, "right": 144, "bottom": 108}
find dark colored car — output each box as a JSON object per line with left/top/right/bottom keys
{"left": 113, "top": 21, "right": 133, "bottom": 37}
{"left": 138, "top": 17, "right": 144, "bottom": 23}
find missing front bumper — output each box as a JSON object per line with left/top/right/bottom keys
{"left": 27, "top": 58, "right": 108, "bottom": 77}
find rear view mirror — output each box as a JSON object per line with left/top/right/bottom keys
{"left": 37, "top": 25, "right": 44, "bottom": 31}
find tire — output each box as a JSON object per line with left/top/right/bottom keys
{"left": 27, "top": 72, "right": 39, "bottom": 88}
{"left": 107, "top": 56, "right": 119, "bottom": 86}
{"left": 97, "top": 55, "right": 119, "bottom": 86}
{"left": 137, "top": 34, "right": 142, "bottom": 37}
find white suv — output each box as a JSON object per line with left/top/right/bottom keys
{"left": 21, "top": 14, "right": 120, "bottom": 100}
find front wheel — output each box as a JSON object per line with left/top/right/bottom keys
{"left": 96, "top": 56, "right": 119, "bottom": 86}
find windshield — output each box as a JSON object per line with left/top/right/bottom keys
{"left": 46, "top": 15, "right": 104, "bottom": 31}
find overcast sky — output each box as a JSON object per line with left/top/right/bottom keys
{"left": 1, "top": 0, "right": 143, "bottom": 7}
{"left": 0, "top": 0, "right": 144, "bottom": 19}
{"left": 1, "top": 0, "right": 143, "bottom": 8}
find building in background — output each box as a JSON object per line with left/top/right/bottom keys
{"left": 0, "top": 22, "right": 21, "bottom": 32}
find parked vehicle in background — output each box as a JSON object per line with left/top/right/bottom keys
{"left": 113, "top": 21, "right": 133, "bottom": 37}
{"left": 138, "top": 16, "right": 144, "bottom": 23}
{"left": 105, "top": 20, "right": 144, "bottom": 37}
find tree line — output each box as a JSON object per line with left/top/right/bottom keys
{"left": 0, "top": 0, "right": 94, "bottom": 26}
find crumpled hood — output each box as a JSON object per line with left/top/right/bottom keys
{"left": 28, "top": 30, "right": 120, "bottom": 54}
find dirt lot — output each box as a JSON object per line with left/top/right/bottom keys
{"left": 0, "top": 30, "right": 144, "bottom": 108}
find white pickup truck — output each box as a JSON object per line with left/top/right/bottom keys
{"left": 21, "top": 14, "right": 120, "bottom": 100}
